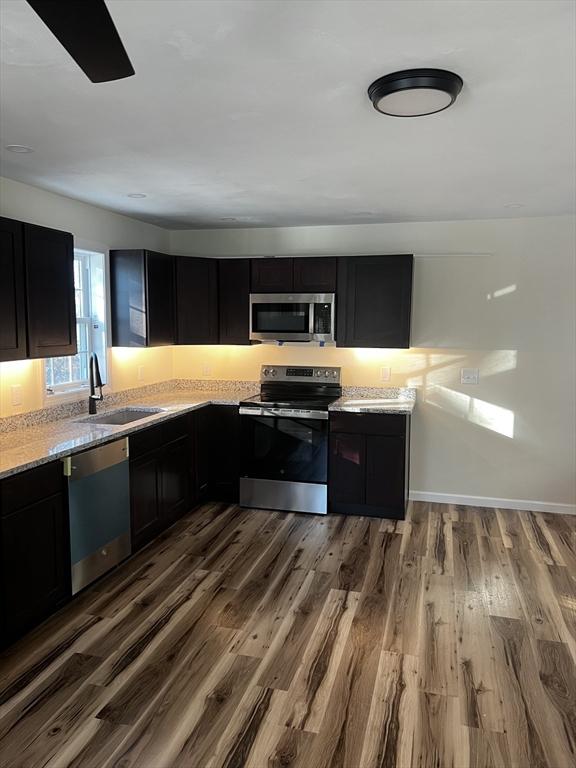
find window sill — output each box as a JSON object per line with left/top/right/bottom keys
{"left": 45, "top": 386, "right": 89, "bottom": 406}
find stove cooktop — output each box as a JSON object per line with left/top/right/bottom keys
{"left": 240, "top": 393, "right": 340, "bottom": 410}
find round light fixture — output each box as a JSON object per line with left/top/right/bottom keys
{"left": 504, "top": 202, "right": 525, "bottom": 209}
{"left": 5, "top": 144, "right": 34, "bottom": 153}
{"left": 127, "top": 193, "right": 147, "bottom": 198}
{"left": 368, "top": 68, "right": 463, "bottom": 117}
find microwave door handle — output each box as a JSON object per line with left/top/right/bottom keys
{"left": 309, "top": 302, "right": 315, "bottom": 335}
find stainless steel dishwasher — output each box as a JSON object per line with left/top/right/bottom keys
{"left": 63, "top": 438, "right": 131, "bottom": 594}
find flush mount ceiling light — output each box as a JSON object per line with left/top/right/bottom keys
{"left": 5, "top": 144, "right": 34, "bottom": 153}
{"left": 127, "top": 193, "right": 147, "bottom": 198}
{"left": 368, "top": 68, "right": 463, "bottom": 117}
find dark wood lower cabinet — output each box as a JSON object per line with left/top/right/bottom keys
{"left": 329, "top": 412, "right": 410, "bottom": 518}
{"left": 130, "top": 451, "right": 162, "bottom": 551}
{"left": 195, "top": 405, "right": 240, "bottom": 503}
{"left": 0, "top": 462, "right": 70, "bottom": 649}
{"left": 129, "top": 417, "right": 193, "bottom": 552}
{"left": 160, "top": 436, "right": 191, "bottom": 526}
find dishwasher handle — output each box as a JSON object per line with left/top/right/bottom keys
{"left": 64, "top": 438, "right": 129, "bottom": 480}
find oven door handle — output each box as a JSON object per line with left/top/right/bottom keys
{"left": 239, "top": 407, "right": 328, "bottom": 420}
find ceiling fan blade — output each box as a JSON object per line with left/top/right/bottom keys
{"left": 26, "top": 0, "right": 134, "bottom": 83}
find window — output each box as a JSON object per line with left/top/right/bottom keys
{"left": 45, "top": 249, "right": 107, "bottom": 396}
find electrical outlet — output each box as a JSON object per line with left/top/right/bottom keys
{"left": 137, "top": 366, "right": 145, "bottom": 381}
{"left": 380, "top": 366, "right": 391, "bottom": 382}
{"left": 202, "top": 364, "right": 212, "bottom": 377}
{"left": 460, "top": 368, "right": 479, "bottom": 385}
{"left": 10, "top": 384, "right": 22, "bottom": 406}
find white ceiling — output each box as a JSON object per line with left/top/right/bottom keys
{"left": 1, "top": 0, "right": 575, "bottom": 229}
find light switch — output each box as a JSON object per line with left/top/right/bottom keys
{"left": 380, "top": 366, "right": 391, "bottom": 382}
{"left": 10, "top": 384, "right": 22, "bottom": 406}
{"left": 460, "top": 368, "right": 479, "bottom": 385}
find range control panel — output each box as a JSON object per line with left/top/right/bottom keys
{"left": 260, "top": 365, "right": 341, "bottom": 383}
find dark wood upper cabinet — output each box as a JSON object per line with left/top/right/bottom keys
{"left": 175, "top": 256, "right": 218, "bottom": 344}
{"left": 337, "top": 255, "right": 413, "bottom": 348}
{"left": 147, "top": 252, "right": 176, "bottom": 346}
{"left": 110, "top": 249, "right": 175, "bottom": 347}
{"left": 218, "top": 259, "right": 251, "bottom": 345}
{"left": 250, "top": 257, "right": 294, "bottom": 293}
{"left": 0, "top": 217, "right": 27, "bottom": 362}
{"left": 24, "top": 223, "right": 77, "bottom": 359}
{"left": 293, "top": 257, "right": 337, "bottom": 293}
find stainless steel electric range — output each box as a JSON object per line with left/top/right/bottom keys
{"left": 239, "top": 365, "right": 342, "bottom": 515}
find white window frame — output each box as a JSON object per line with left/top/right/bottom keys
{"left": 44, "top": 249, "right": 106, "bottom": 400}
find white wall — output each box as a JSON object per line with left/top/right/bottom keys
{"left": 0, "top": 176, "right": 168, "bottom": 254}
{"left": 171, "top": 216, "right": 576, "bottom": 510}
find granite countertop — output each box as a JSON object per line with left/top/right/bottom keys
{"left": 0, "top": 389, "right": 256, "bottom": 480}
{"left": 329, "top": 386, "right": 416, "bottom": 415}
{"left": 0, "top": 385, "right": 416, "bottom": 480}
{"left": 329, "top": 395, "right": 415, "bottom": 415}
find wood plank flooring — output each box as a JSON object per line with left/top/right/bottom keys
{"left": 0, "top": 501, "right": 575, "bottom": 767}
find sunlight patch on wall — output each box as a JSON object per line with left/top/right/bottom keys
{"left": 425, "top": 384, "right": 515, "bottom": 438}
{"left": 487, "top": 283, "right": 517, "bottom": 301}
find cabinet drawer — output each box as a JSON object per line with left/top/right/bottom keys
{"left": 162, "top": 414, "right": 189, "bottom": 445}
{"left": 0, "top": 461, "right": 64, "bottom": 516}
{"left": 128, "top": 422, "right": 165, "bottom": 459}
{"left": 329, "top": 411, "right": 407, "bottom": 436}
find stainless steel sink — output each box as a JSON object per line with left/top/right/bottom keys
{"left": 76, "top": 407, "right": 165, "bottom": 425}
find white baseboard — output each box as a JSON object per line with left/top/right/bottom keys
{"left": 409, "top": 491, "right": 576, "bottom": 516}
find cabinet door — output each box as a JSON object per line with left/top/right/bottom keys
{"left": 293, "top": 257, "right": 336, "bottom": 293}
{"left": 218, "top": 259, "right": 251, "bottom": 344}
{"left": 196, "top": 405, "right": 240, "bottom": 502}
{"left": 130, "top": 452, "right": 161, "bottom": 551}
{"left": 337, "top": 255, "right": 413, "bottom": 348}
{"left": 160, "top": 436, "right": 190, "bottom": 526}
{"left": 24, "top": 223, "right": 77, "bottom": 358}
{"left": 0, "top": 493, "right": 69, "bottom": 646}
{"left": 328, "top": 432, "right": 366, "bottom": 505}
{"left": 176, "top": 257, "right": 218, "bottom": 344}
{"left": 147, "top": 251, "right": 176, "bottom": 346}
{"left": 110, "top": 250, "right": 147, "bottom": 346}
{"left": 250, "top": 258, "right": 293, "bottom": 293}
{"left": 365, "top": 435, "right": 406, "bottom": 516}
{"left": 0, "top": 217, "right": 27, "bottom": 362}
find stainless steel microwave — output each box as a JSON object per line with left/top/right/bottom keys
{"left": 249, "top": 293, "right": 336, "bottom": 343}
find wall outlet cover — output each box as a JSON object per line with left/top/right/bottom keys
{"left": 460, "top": 367, "right": 480, "bottom": 385}
{"left": 10, "top": 384, "right": 22, "bottom": 406}
{"left": 380, "top": 366, "right": 391, "bottom": 382}
{"left": 137, "top": 365, "right": 145, "bottom": 381}
{"left": 202, "top": 364, "right": 212, "bottom": 376}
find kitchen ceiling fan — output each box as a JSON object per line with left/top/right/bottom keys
{"left": 26, "top": 0, "right": 134, "bottom": 83}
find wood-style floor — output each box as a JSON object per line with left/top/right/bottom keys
{"left": 0, "top": 502, "right": 575, "bottom": 768}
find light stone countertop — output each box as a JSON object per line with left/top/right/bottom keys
{"left": 329, "top": 395, "right": 416, "bottom": 415}
{"left": 0, "top": 386, "right": 416, "bottom": 480}
{"left": 0, "top": 389, "right": 256, "bottom": 480}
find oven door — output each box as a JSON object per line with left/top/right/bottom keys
{"left": 239, "top": 408, "right": 329, "bottom": 513}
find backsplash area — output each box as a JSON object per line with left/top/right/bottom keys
{"left": 0, "top": 376, "right": 415, "bottom": 433}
